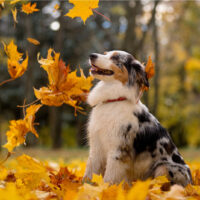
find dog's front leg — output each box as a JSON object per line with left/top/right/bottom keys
{"left": 83, "top": 149, "right": 105, "bottom": 181}
{"left": 104, "top": 152, "right": 130, "bottom": 184}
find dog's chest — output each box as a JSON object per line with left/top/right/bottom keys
{"left": 88, "top": 102, "right": 139, "bottom": 149}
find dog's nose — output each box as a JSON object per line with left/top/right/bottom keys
{"left": 89, "top": 53, "right": 98, "bottom": 60}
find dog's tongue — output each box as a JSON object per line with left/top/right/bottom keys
{"left": 91, "top": 66, "right": 98, "bottom": 72}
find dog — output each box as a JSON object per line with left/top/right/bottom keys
{"left": 84, "top": 50, "right": 192, "bottom": 187}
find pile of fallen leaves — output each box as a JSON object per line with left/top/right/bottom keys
{"left": 0, "top": 155, "right": 200, "bottom": 200}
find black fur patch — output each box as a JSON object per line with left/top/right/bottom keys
{"left": 169, "top": 170, "right": 174, "bottom": 178}
{"left": 122, "top": 124, "right": 132, "bottom": 139}
{"left": 151, "top": 153, "right": 156, "bottom": 158}
{"left": 161, "top": 157, "right": 167, "bottom": 161}
{"left": 133, "top": 124, "right": 169, "bottom": 155}
{"left": 116, "top": 145, "right": 131, "bottom": 162}
{"left": 134, "top": 111, "right": 150, "bottom": 124}
{"left": 123, "top": 55, "right": 136, "bottom": 86}
{"left": 172, "top": 154, "right": 185, "bottom": 165}
{"left": 159, "top": 148, "right": 163, "bottom": 155}
{"left": 160, "top": 141, "right": 175, "bottom": 155}
{"left": 127, "top": 124, "right": 132, "bottom": 132}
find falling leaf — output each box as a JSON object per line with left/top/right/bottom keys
{"left": 65, "top": 0, "right": 99, "bottom": 23}
{"left": 3, "top": 104, "right": 42, "bottom": 152}
{"left": 3, "top": 40, "right": 23, "bottom": 61}
{"left": 145, "top": 56, "right": 155, "bottom": 79}
{"left": 27, "top": 37, "right": 40, "bottom": 45}
{"left": 10, "top": 0, "right": 20, "bottom": 5}
{"left": 11, "top": 8, "right": 18, "bottom": 23}
{"left": 34, "top": 49, "right": 93, "bottom": 109}
{"left": 2, "top": 40, "right": 28, "bottom": 80}
{"left": 24, "top": 104, "right": 42, "bottom": 137}
{"left": 141, "top": 56, "right": 155, "bottom": 92}
{"left": 21, "top": 2, "right": 39, "bottom": 15}
{"left": 53, "top": 3, "right": 60, "bottom": 12}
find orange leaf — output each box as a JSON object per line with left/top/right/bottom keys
{"left": 34, "top": 48, "right": 93, "bottom": 110}
{"left": 21, "top": 2, "right": 39, "bottom": 15}
{"left": 65, "top": 0, "right": 99, "bottom": 23}
{"left": 27, "top": 37, "right": 40, "bottom": 45}
{"left": 145, "top": 56, "right": 155, "bottom": 79}
{"left": 139, "top": 56, "right": 155, "bottom": 92}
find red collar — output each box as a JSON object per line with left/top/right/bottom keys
{"left": 104, "top": 97, "right": 127, "bottom": 103}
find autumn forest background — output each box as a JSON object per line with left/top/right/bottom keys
{"left": 0, "top": 0, "right": 200, "bottom": 158}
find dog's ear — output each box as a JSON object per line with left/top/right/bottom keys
{"left": 124, "top": 58, "right": 149, "bottom": 88}
{"left": 133, "top": 61, "right": 149, "bottom": 88}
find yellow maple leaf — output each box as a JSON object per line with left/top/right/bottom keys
{"left": 3, "top": 40, "right": 23, "bottom": 61}
{"left": 11, "top": 8, "right": 18, "bottom": 23}
{"left": 27, "top": 37, "right": 40, "bottom": 45}
{"left": 21, "top": 2, "right": 39, "bottom": 15}
{"left": 3, "top": 104, "right": 42, "bottom": 152}
{"left": 10, "top": 0, "right": 20, "bottom": 4}
{"left": 127, "top": 180, "right": 151, "bottom": 200}
{"left": 15, "top": 154, "right": 51, "bottom": 191}
{"left": 34, "top": 49, "right": 93, "bottom": 109}
{"left": 7, "top": 53, "right": 28, "bottom": 79}
{"left": 24, "top": 104, "right": 42, "bottom": 137}
{"left": 3, "top": 40, "right": 28, "bottom": 80}
{"left": 65, "top": 0, "right": 99, "bottom": 23}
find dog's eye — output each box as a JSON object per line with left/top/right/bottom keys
{"left": 111, "top": 55, "right": 119, "bottom": 61}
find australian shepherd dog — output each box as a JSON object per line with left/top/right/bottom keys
{"left": 84, "top": 50, "right": 192, "bottom": 187}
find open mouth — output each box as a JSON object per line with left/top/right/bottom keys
{"left": 90, "top": 64, "right": 114, "bottom": 76}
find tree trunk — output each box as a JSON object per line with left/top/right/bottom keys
{"left": 24, "top": 16, "right": 38, "bottom": 147}
{"left": 152, "top": 7, "right": 160, "bottom": 116}
{"left": 49, "top": 2, "right": 65, "bottom": 149}
{"left": 122, "top": 1, "right": 142, "bottom": 57}
{"left": 50, "top": 107, "right": 62, "bottom": 148}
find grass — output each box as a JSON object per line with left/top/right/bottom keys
{"left": 0, "top": 147, "right": 200, "bottom": 163}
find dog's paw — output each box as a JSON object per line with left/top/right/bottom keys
{"left": 82, "top": 175, "right": 92, "bottom": 184}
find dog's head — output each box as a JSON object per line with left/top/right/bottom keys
{"left": 89, "top": 50, "right": 149, "bottom": 88}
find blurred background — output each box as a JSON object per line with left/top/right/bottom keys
{"left": 0, "top": 0, "right": 200, "bottom": 159}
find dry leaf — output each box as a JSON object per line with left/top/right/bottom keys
{"left": 21, "top": 2, "right": 39, "bottom": 15}
{"left": 3, "top": 40, "right": 28, "bottom": 80}
{"left": 11, "top": 8, "right": 18, "bottom": 23}
{"left": 145, "top": 56, "right": 155, "bottom": 79}
{"left": 1, "top": 156, "right": 200, "bottom": 200}
{"left": 3, "top": 104, "right": 42, "bottom": 152}
{"left": 27, "top": 38, "right": 40, "bottom": 45}
{"left": 141, "top": 56, "right": 155, "bottom": 91}
{"left": 65, "top": 0, "right": 99, "bottom": 23}
{"left": 34, "top": 49, "right": 93, "bottom": 109}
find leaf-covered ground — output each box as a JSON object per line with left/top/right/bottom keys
{"left": 1, "top": 149, "right": 200, "bottom": 200}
